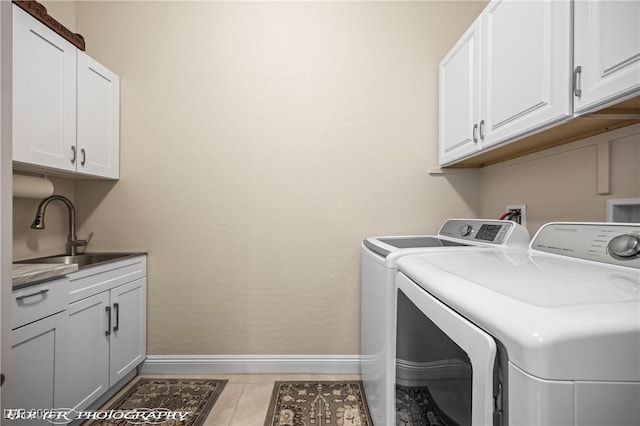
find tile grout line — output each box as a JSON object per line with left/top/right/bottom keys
{"left": 225, "top": 383, "right": 248, "bottom": 426}
{"left": 228, "top": 382, "right": 276, "bottom": 426}
{"left": 203, "top": 381, "right": 246, "bottom": 426}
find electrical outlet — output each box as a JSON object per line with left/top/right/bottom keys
{"left": 506, "top": 204, "right": 527, "bottom": 228}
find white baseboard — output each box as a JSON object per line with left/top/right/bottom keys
{"left": 140, "top": 354, "right": 362, "bottom": 375}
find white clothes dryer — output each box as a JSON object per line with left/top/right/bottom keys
{"left": 395, "top": 222, "right": 640, "bottom": 425}
{"left": 360, "top": 219, "right": 530, "bottom": 425}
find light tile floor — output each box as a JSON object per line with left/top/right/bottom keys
{"left": 108, "top": 374, "right": 362, "bottom": 426}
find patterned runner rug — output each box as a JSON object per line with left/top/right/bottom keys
{"left": 83, "top": 378, "right": 227, "bottom": 426}
{"left": 265, "top": 381, "right": 373, "bottom": 426}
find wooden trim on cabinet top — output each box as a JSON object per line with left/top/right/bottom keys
{"left": 12, "top": 0, "right": 85, "bottom": 51}
{"left": 447, "top": 96, "right": 640, "bottom": 168}
{"left": 447, "top": 117, "right": 640, "bottom": 168}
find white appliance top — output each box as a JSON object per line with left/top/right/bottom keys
{"left": 363, "top": 219, "right": 531, "bottom": 267}
{"left": 397, "top": 222, "right": 640, "bottom": 382}
{"left": 531, "top": 222, "right": 640, "bottom": 268}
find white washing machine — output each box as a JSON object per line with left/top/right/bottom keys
{"left": 396, "top": 222, "right": 640, "bottom": 425}
{"left": 360, "top": 219, "right": 530, "bottom": 425}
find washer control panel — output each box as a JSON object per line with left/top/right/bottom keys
{"left": 532, "top": 223, "right": 640, "bottom": 268}
{"left": 438, "top": 219, "right": 529, "bottom": 246}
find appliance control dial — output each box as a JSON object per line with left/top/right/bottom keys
{"left": 607, "top": 234, "right": 640, "bottom": 260}
{"left": 460, "top": 224, "right": 473, "bottom": 237}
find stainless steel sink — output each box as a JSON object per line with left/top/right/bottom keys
{"left": 16, "top": 253, "right": 140, "bottom": 269}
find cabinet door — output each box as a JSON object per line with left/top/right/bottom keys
{"left": 61, "top": 292, "right": 110, "bottom": 411}
{"left": 77, "top": 52, "right": 120, "bottom": 179}
{"left": 574, "top": 1, "right": 640, "bottom": 114}
{"left": 480, "top": 0, "right": 572, "bottom": 148}
{"left": 12, "top": 5, "right": 77, "bottom": 171}
{"left": 109, "top": 278, "right": 146, "bottom": 385}
{"left": 10, "top": 312, "right": 68, "bottom": 425}
{"left": 439, "top": 16, "right": 482, "bottom": 166}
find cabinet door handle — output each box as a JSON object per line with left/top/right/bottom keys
{"left": 80, "top": 148, "right": 86, "bottom": 166}
{"left": 472, "top": 123, "right": 479, "bottom": 144}
{"left": 105, "top": 306, "right": 111, "bottom": 336}
{"left": 15, "top": 288, "right": 49, "bottom": 301}
{"left": 574, "top": 66, "right": 582, "bottom": 97}
{"left": 71, "top": 146, "right": 77, "bottom": 164}
{"left": 113, "top": 303, "right": 120, "bottom": 332}
{"left": 479, "top": 120, "right": 485, "bottom": 141}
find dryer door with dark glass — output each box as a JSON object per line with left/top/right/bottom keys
{"left": 396, "top": 272, "right": 498, "bottom": 425}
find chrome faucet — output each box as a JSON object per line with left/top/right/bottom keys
{"left": 31, "top": 195, "right": 93, "bottom": 256}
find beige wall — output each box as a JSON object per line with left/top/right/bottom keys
{"left": 480, "top": 124, "right": 640, "bottom": 234}
{"left": 67, "top": 1, "right": 484, "bottom": 355}
{"left": 41, "top": 0, "right": 76, "bottom": 33}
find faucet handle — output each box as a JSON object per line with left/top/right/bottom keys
{"left": 74, "top": 232, "right": 94, "bottom": 248}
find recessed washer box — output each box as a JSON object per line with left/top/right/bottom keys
{"left": 606, "top": 199, "right": 640, "bottom": 223}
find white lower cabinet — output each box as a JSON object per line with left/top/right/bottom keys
{"left": 60, "top": 256, "right": 147, "bottom": 412}
{"left": 10, "top": 311, "right": 68, "bottom": 425}
{"left": 9, "top": 278, "right": 69, "bottom": 425}
{"left": 10, "top": 257, "right": 146, "bottom": 421}
{"left": 65, "top": 291, "right": 110, "bottom": 411}
{"left": 109, "top": 279, "right": 147, "bottom": 385}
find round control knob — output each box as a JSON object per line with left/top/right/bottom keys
{"left": 460, "top": 224, "right": 473, "bottom": 237}
{"left": 607, "top": 234, "right": 640, "bottom": 260}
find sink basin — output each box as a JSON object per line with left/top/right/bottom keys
{"left": 17, "top": 253, "right": 139, "bottom": 269}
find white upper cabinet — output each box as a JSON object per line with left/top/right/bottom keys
{"left": 12, "top": 4, "right": 120, "bottom": 179}
{"left": 439, "top": 16, "right": 482, "bottom": 166}
{"left": 12, "top": 5, "right": 77, "bottom": 172}
{"left": 573, "top": 1, "right": 640, "bottom": 114}
{"left": 439, "top": 0, "right": 572, "bottom": 166}
{"left": 480, "top": 0, "right": 572, "bottom": 149}
{"left": 77, "top": 52, "right": 120, "bottom": 179}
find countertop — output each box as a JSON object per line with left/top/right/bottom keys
{"left": 12, "top": 263, "right": 79, "bottom": 290}
{"left": 12, "top": 252, "right": 147, "bottom": 289}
